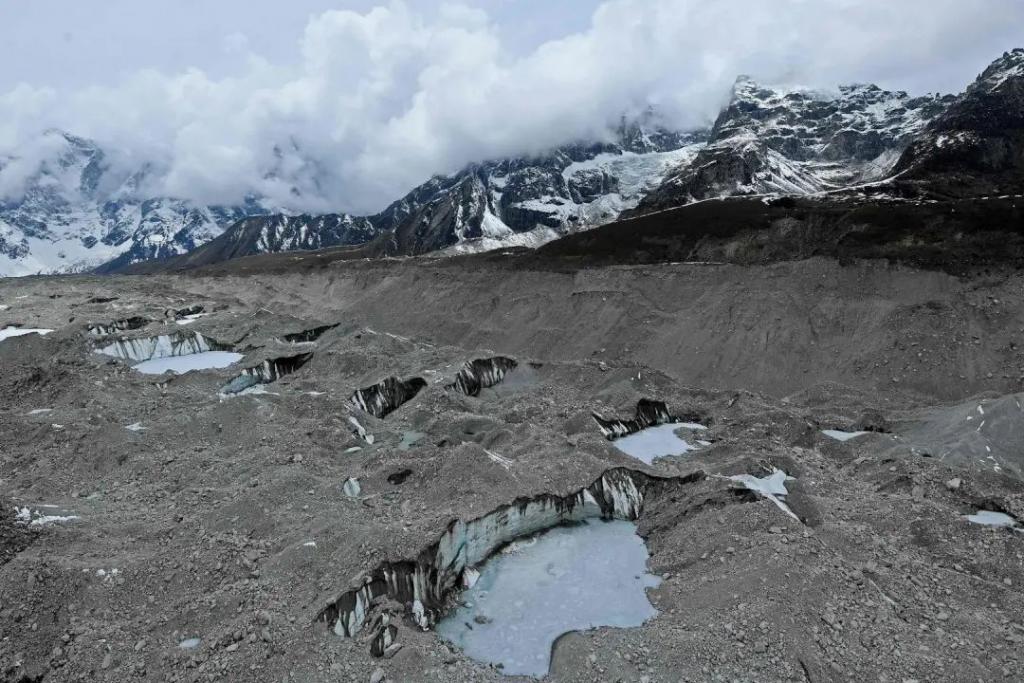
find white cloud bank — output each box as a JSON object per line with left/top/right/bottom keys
{"left": 1, "top": 0, "right": 1021, "bottom": 214}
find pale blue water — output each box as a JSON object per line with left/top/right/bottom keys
{"left": 132, "top": 351, "right": 243, "bottom": 375}
{"left": 611, "top": 422, "right": 706, "bottom": 464}
{"left": 435, "top": 519, "right": 660, "bottom": 678}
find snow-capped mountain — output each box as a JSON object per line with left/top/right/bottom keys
{"left": 893, "top": 48, "right": 1024, "bottom": 198}
{"left": 148, "top": 118, "right": 707, "bottom": 269}
{"left": 0, "top": 131, "right": 267, "bottom": 277}
{"left": 383, "top": 123, "right": 706, "bottom": 257}
{"left": 629, "top": 78, "right": 955, "bottom": 216}
{"left": 8, "top": 49, "right": 1022, "bottom": 276}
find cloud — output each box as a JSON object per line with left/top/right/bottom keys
{"left": 1, "top": 0, "right": 1021, "bottom": 214}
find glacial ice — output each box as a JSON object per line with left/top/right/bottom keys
{"left": 435, "top": 520, "right": 660, "bottom": 678}
{"left": 98, "top": 332, "right": 219, "bottom": 361}
{"left": 611, "top": 422, "right": 707, "bottom": 464}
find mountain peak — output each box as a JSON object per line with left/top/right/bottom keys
{"left": 972, "top": 47, "right": 1024, "bottom": 94}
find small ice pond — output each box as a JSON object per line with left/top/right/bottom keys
{"left": 0, "top": 326, "right": 53, "bottom": 342}
{"left": 611, "top": 422, "right": 707, "bottom": 464}
{"left": 822, "top": 429, "right": 870, "bottom": 442}
{"left": 435, "top": 519, "right": 660, "bottom": 678}
{"left": 965, "top": 511, "right": 1020, "bottom": 529}
{"left": 132, "top": 351, "right": 243, "bottom": 375}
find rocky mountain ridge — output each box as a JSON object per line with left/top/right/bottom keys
{"left": 628, "top": 77, "right": 955, "bottom": 216}
{"left": 154, "top": 120, "right": 706, "bottom": 270}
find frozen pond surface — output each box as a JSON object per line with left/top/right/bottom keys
{"left": 822, "top": 429, "right": 870, "bottom": 442}
{"left": 0, "top": 326, "right": 53, "bottom": 342}
{"left": 132, "top": 351, "right": 243, "bottom": 375}
{"left": 611, "top": 422, "right": 707, "bottom": 464}
{"left": 965, "top": 510, "right": 1019, "bottom": 528}
{"left": 435, "top": 520, "right": 660, "bottom": 678}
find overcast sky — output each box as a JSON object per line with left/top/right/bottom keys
{"left": 1, "top": 0, "right": 1022, "bottom": 214}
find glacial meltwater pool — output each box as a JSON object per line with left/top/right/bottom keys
{"left": 435, "top": 519, "right": 661, "bottom": 678}
{"left": 965, "top": 510, "right": 1020, "bottom": 528}
{"left": 611, "top": 422, "right": 707, "bottom": 464}
{"left": 132, "top": 351, "right": 244, "bottom": 375}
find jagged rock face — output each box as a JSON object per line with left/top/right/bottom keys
{"left": 315, "top": 468, "right": 702, "bottom": 638}
{"left": 592, "top": 399, "right": 678, "bottom": 439}
{"left": 350, "top": 377, "right": 427, "bottom": 419}
{"left": 220, "top": 353, "right": 313, "bottom": 394}
{"left": 447, "top": 357, "right": 519, "bottom": 397}
{"left": 895, "top": 49, "right": 1024, "bottom": 197}
{"left": 0, "top": 130, "right": 266, "bottom": 277}
{"left": 631, "top": 78, "right": 954, "bottom": 215}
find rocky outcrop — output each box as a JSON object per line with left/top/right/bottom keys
{"left": 350, "top": 377, "right": 427, "bottom": 418}
{"left": 446, "top": 357, "right": 518, "bottom": 397}
{"left": 894, "top": 49, "right": 1024, "bottom": 198}
{"left": 315, "top": 468, "right": 703, "bottom": 637}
